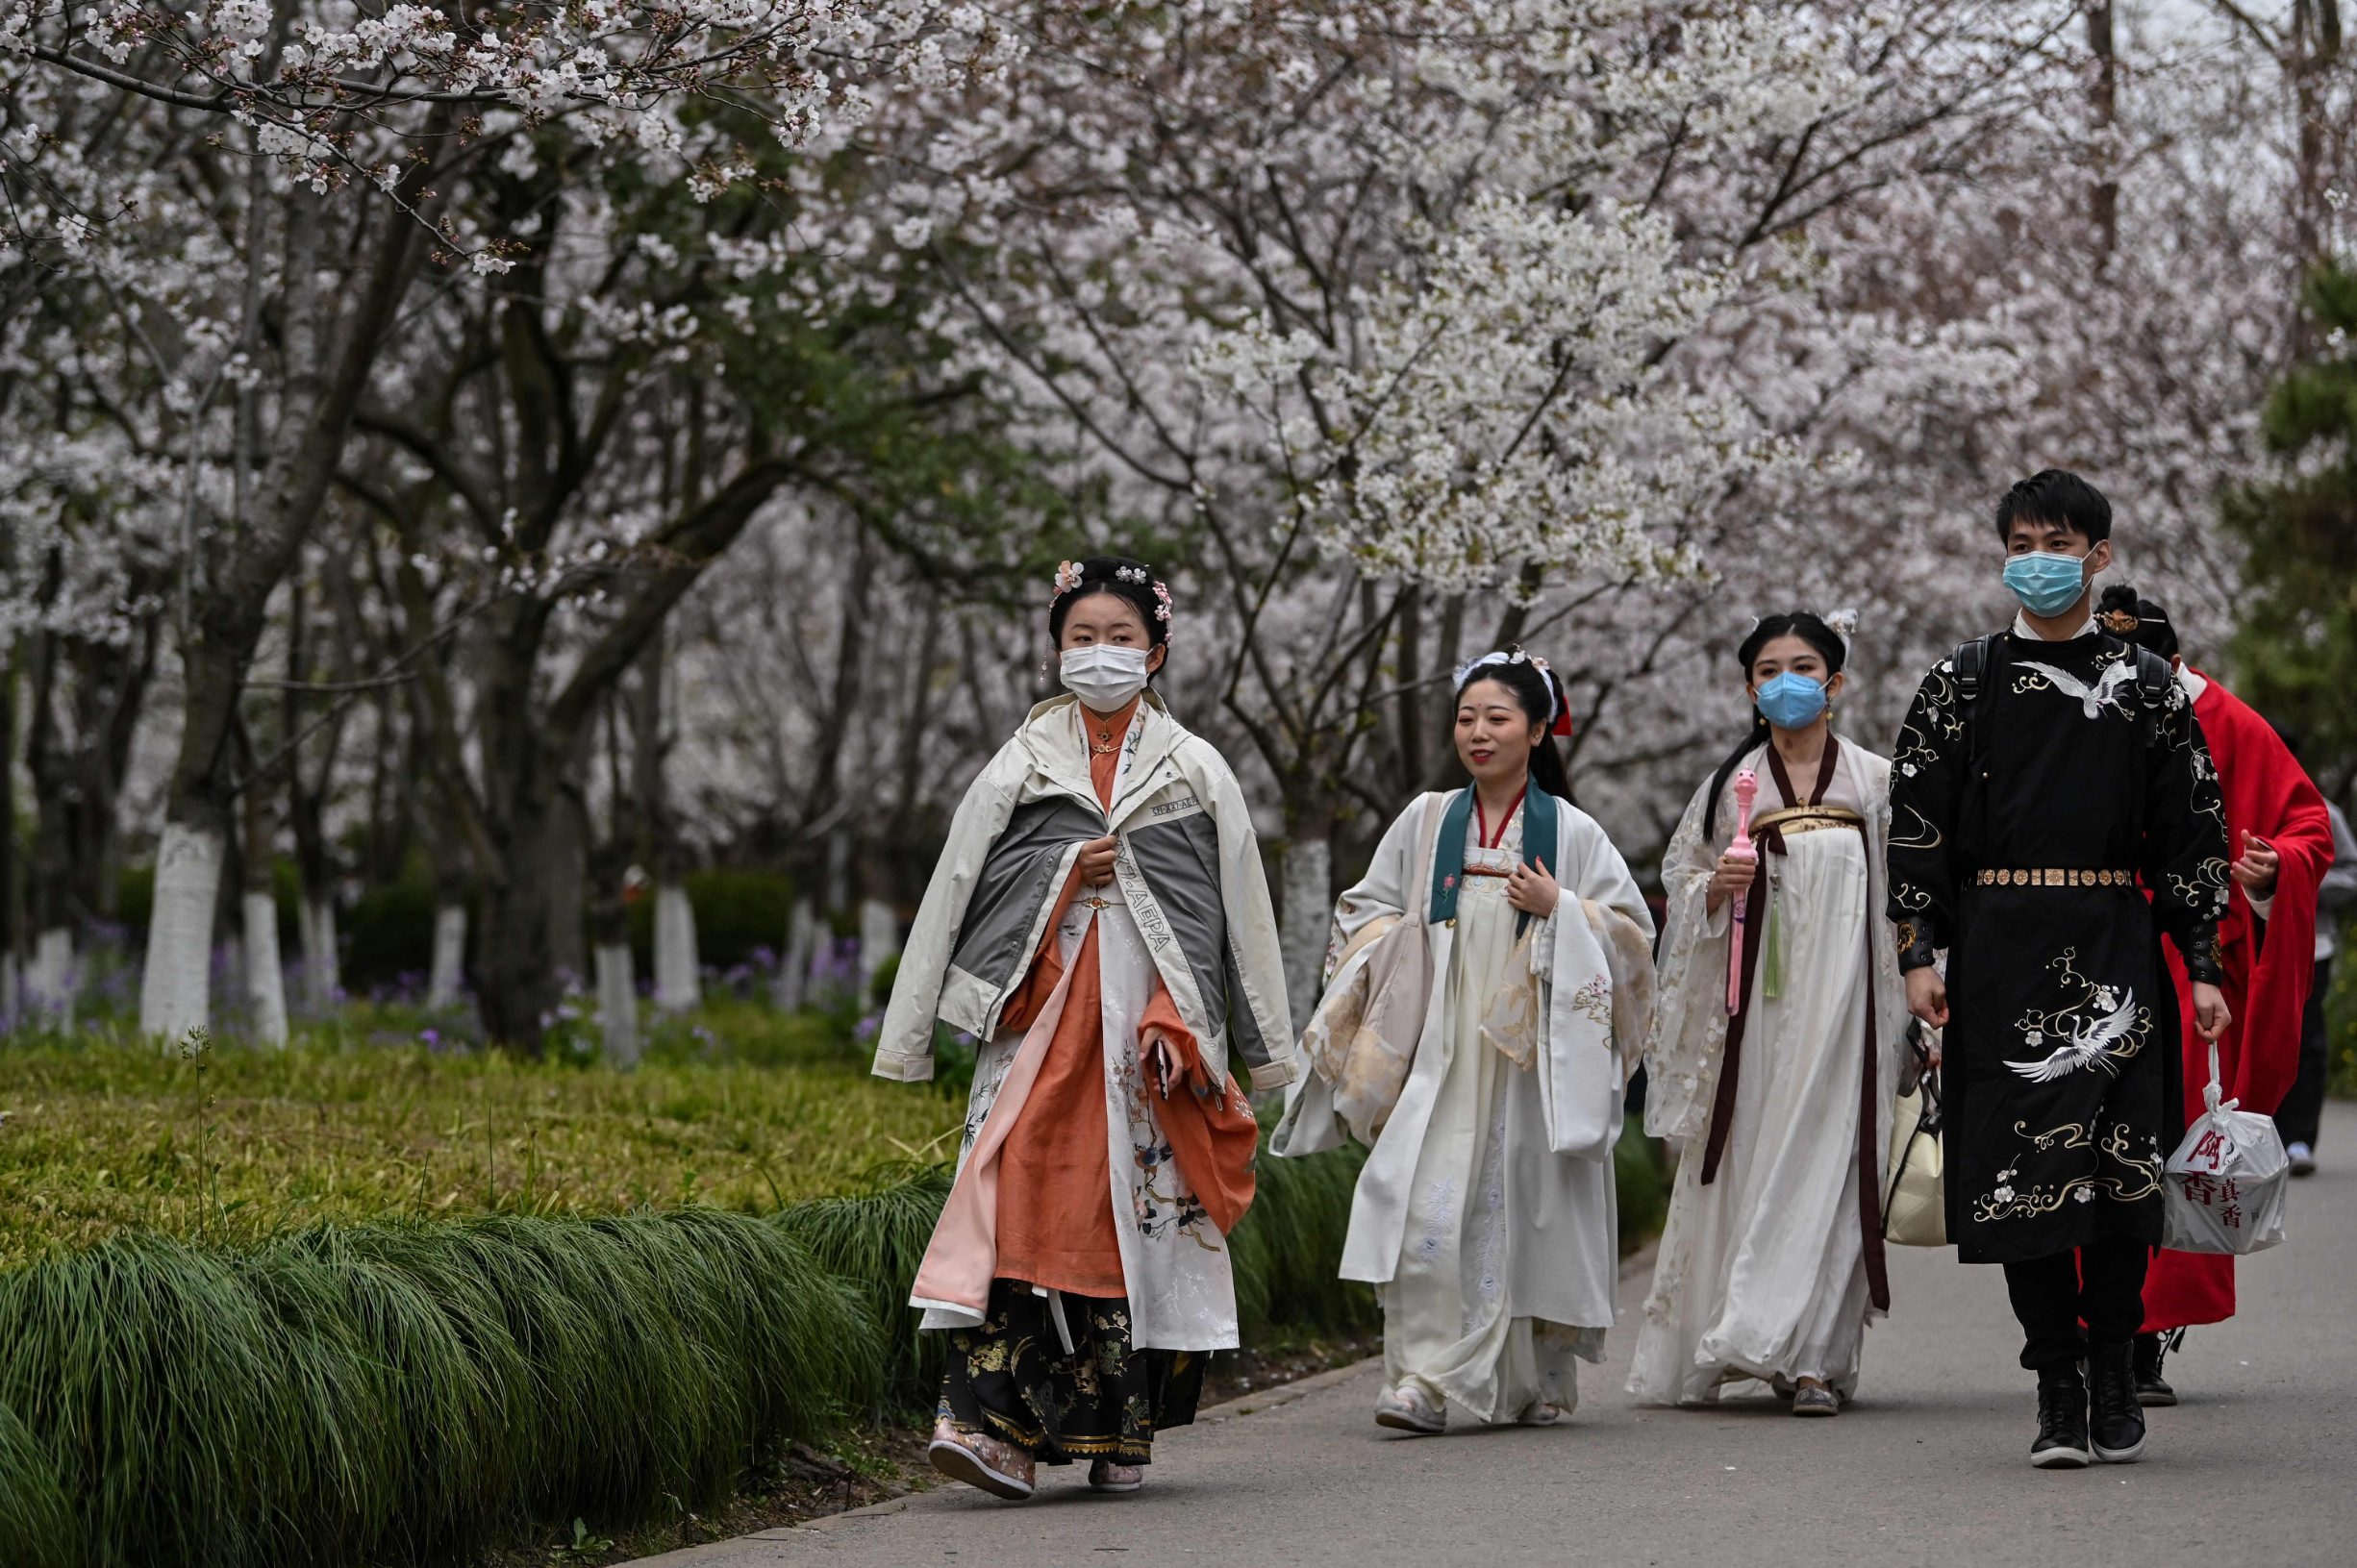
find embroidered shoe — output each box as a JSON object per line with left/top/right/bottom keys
{"left": 927, "top": 1419, "right": 1036, "bottom": 1500}
{"left": 1374, "top": 1383, "right": 1446, "bottom": 1434}
{"left": 2029, "top": 1363, "right": 2091, "bottom": 1470}
{"left": 1088, "top": 1459, "right": 1145, "bottom": 1493}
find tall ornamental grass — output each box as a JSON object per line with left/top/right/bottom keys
{"left": 0, "top": 1136, "right": 1480, "bottom": 1567}
{"left": 0, "top": 1211, "right": 876, "bottom": 1568}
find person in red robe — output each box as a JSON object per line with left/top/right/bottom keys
{"left": 2104, "top": 587, "right": 2334, "bottom": 1405}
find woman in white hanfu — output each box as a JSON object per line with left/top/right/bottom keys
{"left": 1630, "top": 611, "right": 1911, "bottom": 1416}
{"left": 1276, "top": 648, "right": 1654, "bottom": 1434}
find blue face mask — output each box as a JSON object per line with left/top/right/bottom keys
{"left": 2003, "top": 550, "right": 2090, "bottom": 617}
{"left": 1754, "top": 671, "right": 1829, "bottom": 731}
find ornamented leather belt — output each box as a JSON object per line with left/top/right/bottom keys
{"left": 1749, "top": 805, "right": 1865, "bottom": 838}
{"left": 1973, "top": 867, "right": 2135, "bottom": 888}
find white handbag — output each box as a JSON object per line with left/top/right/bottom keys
{"left": 2162, "top": 1036, "right": 2291, "bottom": 1256}
{"left": 1883, "top": 1031, "right": 1947, "bottom": 1247}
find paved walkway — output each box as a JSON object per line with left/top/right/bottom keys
{"left": 644, "top": 1103, "right": 2357, "bottom": 1568}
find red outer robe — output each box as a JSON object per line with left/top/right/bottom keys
{"left": 2141, "top": 673, "right": 2333, "bottom": 1333}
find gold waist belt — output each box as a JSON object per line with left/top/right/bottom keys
{"left": 1750, "top": 805, "right": 1865, "bottom": 839}
{"left": 1974, "top": 867, "right": 2135, "bottom": 888}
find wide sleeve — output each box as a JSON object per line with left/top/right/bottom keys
{"left": 1886, "top": 660, "right": 1967, "bottom": 972}
{"left": 872, "top": 755, "right": 1017, "bottom": 1082}
{"left": 1531, "top": 807, "right": 1654, "bottom": 1159}
{"left": 2143, "top": 681, "right": 2231, "bottom": 988}
{"left": 1273, "top": 798, "right": 1430, "bottom": 1157}
{"left": 1642, "top": 774, "right": 1732, "bottom": 1140}
{"left": 1324, "top": 793, "right": 1428, "bottom": 975}
{"left": 1204, "top": 753, "right": 1297, "bottom": 1089}
{"left": 2226, "top": 715, "right": 2333, "bottom": 1109}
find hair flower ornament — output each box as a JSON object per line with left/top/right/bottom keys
{"left": 1051, "top": 560, "right": 1085, "bottom": 599}
{"left": 1152, "top": 580, "right": 1174, "bottom": 624}
{"left": 1116, "top": 565, "right": 1149, "bottom": 585}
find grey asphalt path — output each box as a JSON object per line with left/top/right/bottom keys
{"left": 642, "top": 1102, "right": 2357, "bottom": 1568}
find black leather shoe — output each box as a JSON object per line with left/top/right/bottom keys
{"left": 2088, "top": 1340, "right": 2147, "bottom": 1462}
{"left": 2030, "top": 1362, "right": 2091, "bottom": 1469}
{"left": 2134, "top": 1331, "right": 2178, "bottom": 1407}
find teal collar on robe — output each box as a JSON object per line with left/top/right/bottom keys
{"left": 1426, "top": 784, "right": 1560, "bottom": 933}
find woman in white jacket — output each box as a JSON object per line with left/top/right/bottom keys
{"left": 875, "top": 557, "right": 1292, "bottom": 1501}
{"left": 1278, "top": 648, "right": 1654, "bottom": 1434}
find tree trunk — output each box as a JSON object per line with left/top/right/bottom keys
{"left": 138, "top": 815, "right": 227, "bottom": 1046}
{"left": 1277, "top": 828, "right": 1334, "bottom": 1027}
{"left": 242, "top": 891, "right": 288, "bottom": 1046}
{"left": 27, "top": 926, "right": 74, "bottom": 1023}
{"left": 0, "top": 632, "right": 14, "bottom": 1019}
{"left": 427, "top": 901, "right": 469, "bottom": 1009}
{"left": 777, "top": 893, "right": 819, "bottom": 1011}
{"left": 857, "top": 895, "right": 900, "bottom": 1002}
{"left": 653, "top": 883, "right": 702, "bottom": 1011}
{"left": 544, "top": 792, "right": 589, "bottom": 989}
{"left": 475, "top": 791, "right": 563, "bottom": 1048}
{"left": 300, "top": 896, "right": 340, "bottom": 1008}
{"left": 593, "top": 941, "right": 639, "bottom": 1066}
{"left": 239, "top": 732, "right": 288, "bottom": 1045}
{"left": 2087, "top": 2, "right": 2119, "bottom": 262}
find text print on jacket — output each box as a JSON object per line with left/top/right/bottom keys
{"left": 873, "top": 693, "right": 1297, "bottom": 1092}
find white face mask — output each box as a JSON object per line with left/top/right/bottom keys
{"left": 1061, "top": 644, "right": 1151, "bottom": 712}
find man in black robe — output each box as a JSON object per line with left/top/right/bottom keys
{"left": 1887, "top": 469, "right": 2230, "bottom": 1470}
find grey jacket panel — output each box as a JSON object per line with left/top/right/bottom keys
{"left": 946, "top": 796, "right": 1105, "bottom": 1005}
{"left": 1123, "top": 809, "right": 1232, "bottom": 1040}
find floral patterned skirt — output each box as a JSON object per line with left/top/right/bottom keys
{"left": 937, "top": 1278, "right": 1205, "bottom": 1465}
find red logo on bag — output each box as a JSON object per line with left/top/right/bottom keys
{"left": 2191, "top": 1130, "right": 2230, "bottom": 1170}
{"left": 2180, "top": 1173, "right": 2219, "bottom": 1206}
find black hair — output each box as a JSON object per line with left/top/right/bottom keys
{"left": 1703, "top": 612, "right": 1848, "bottom": 838}
{"left": 2096, "top": 583, "right": 2178, "bottom": 660}
{"left": 1453, "top": 651, "right": 1572, "bottom": 802}
{"left": 1994, "top": 468, "right": 2113, "bottom": 545}
{"left": 1048, "top": 556, "right": 1171, "bottom": 651}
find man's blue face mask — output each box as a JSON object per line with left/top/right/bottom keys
{"left": 2002, "top": 550, "right": 2090, "bottom": 617}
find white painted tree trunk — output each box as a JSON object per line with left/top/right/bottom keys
{"left": 301, "top": 896, "right": 341, "bottom": 1008}
{"left": 138, "top": 820, "right": 226, "bottom": 1045}
{"left": 594, "top": 940, "right": 639, "bottom": 1067}
{"left": 0, "top": 952, "right": 16, "bottom": 1025}
{"left": 857, "top": 897, "right": 900, "bottom": 1001}
{"left": 27, "top": 926, "right": 76, "bottom": 1021}
{"left": 652, "top": 883, "right": 701, "bottom": 1011}
{"left": 427, "top": 904, "right": 468, "bottom": 1008}
{"left": 1278, "top": 833, "right": 1334, "bottom": 1030}
{"left": 775, "top": 895, "right": 818, "bottom": 1010}
{"left": 242, "top": 891, "right": 289, "bottom": 1047}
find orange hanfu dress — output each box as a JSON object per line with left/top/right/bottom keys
{"left": 935, "top": 700, "right": 1259, "bottom": 1467}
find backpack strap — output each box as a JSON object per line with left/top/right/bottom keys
{"left": 2105, "top": 636, "right": 2176, "bottom": 750}
{"left": 1949, "top": 634, "right": 2001, "bottom": 876}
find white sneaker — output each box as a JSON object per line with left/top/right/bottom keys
{"left": 2289, "top": 1141, "right": 2318, "bottom": 1177}
{"left": 1374, "top": 1383, "right": 1446, "bottom": 1434}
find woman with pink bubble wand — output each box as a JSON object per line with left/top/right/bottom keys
{"left": 1630, "top": 611, "right": 1912, "bottom": 1418}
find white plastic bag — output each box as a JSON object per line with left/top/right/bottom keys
{"left": 2161, "top": 1037, "right": 2290, "bottom": 1256}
